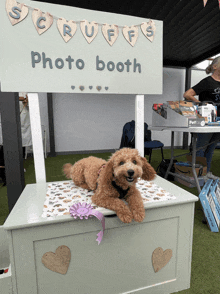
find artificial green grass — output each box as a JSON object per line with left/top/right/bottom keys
{"left": 0, "top": 149, "right": 220, "bottom": 293}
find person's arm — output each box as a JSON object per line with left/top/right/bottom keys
{"left": 183, "top": 88, "right": 200, "bottom": 103}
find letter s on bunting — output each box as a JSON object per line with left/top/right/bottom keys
{"left": 6, "top": 0, "right": 29, "bottom": 25}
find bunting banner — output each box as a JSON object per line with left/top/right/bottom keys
{"left": 0, "top": 0, "right": 163, "bottom": 94}
{"left": 5, "top": 0, "right": 156, "bottom": 46}
{"left": 203, "top": 0, "right": 220, "bottom": 8}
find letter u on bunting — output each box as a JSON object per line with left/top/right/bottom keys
{"left": 102, "top": 24, "right": 119, "bottom": 46}
{"left": 6, "top": 0, "right": 29, "bottom": 25}
{"left": 80, "top": 20, "right": 98, "bottom": 43}
{"left": 141, "top": 20, "right": 156, "bottom": 42}
{"left": 122, "top": 25, "right": 138, "bottom": 47}
{"left": 32, "top": 8, "right": 53, "bottom": 35}
{"left": 57, "top": 18, "right": 77, "bottom": 43}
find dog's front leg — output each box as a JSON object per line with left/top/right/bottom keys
{"left": 92, "top": 194, "right": 133, "bottom": 223}
{"left": 126, "top": 190, "right": 145, "bottom": 222}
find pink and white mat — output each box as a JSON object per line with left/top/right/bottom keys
{"left": 42, "top": 179, "right": 176, "bottom": 218}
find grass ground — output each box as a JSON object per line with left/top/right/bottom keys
{"left": 0, "top": 149, "right": 220, "bottom": 293}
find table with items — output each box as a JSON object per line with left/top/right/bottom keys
{"left": 149, "top": 125, "right": 220, "bottom": 193}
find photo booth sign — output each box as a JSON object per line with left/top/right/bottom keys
{"left": 0, "top": 0, "right": 162, "bottom": 94}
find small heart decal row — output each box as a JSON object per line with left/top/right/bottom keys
{"left": 71, "top": 86, "right": 109, "bottom": 91}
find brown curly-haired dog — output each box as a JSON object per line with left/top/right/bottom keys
{"left": 63, "top": 148, "right": 156, "bottom": 223}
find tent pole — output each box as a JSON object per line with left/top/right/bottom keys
{"left": 0, "top": 91, "right": 25, "bottom": 212}
{"left": 182, "top": 67, "right": 191, "bottom": 149}
{"left": 47, "top": 93, "right": 56, "bottom": 157}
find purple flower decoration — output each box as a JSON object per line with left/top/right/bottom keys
{"left": 69, "top": 202, "right": 105, "bottom": 245}
{"left": 70, "top": 203, "right": 93, "bottom": 219}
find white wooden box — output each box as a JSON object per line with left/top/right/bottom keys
{"left": 3, "top": 176, "right": 197, "bottom": 294}
{"left": 152, "top": 107, "right": 205, "bottom": 128}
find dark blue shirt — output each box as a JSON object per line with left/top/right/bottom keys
{"left": 192, "top": 76, "right": 220, "bottom": 116}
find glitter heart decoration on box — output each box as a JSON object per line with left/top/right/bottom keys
{"left": 152, "top": 247, "right": 172, "bottom": 273}
{"left": 42, "top": 245, "right": 71, "bottom": 275}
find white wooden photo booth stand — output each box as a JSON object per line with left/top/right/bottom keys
{"left": 2, "top": 93, "right": 198, "bottom": 294}
{"left": 0, "top": 1, "right": 197, "bottom": 293}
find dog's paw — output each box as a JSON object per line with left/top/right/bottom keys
{"left": 117, "top": 212, "right": 133, "bottom": 223}
{"left": 132, "top": 209, "right": 145, "bottom": 222}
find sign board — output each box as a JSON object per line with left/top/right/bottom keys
{"left": 0, "top": 0, "right": 163, "bottom": 94}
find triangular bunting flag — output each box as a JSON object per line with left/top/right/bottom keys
{"left": 203, "top": 0, "right": 208, "bottom": 7}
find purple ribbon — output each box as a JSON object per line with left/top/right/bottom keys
{"left": 69, "top": 203, "right": 105, "bottom": 245}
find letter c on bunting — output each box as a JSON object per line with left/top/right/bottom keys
{"left": 32, "top": 8, "right": 53, "bottom": 35}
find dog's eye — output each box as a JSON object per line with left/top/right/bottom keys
{"left": 133, "top": 160, "right": 137, "bottom": 164}
{"left": 119, "top": 161, "right": 125, "bottom": 166}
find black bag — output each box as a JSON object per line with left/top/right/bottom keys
{"left": 0, "top": 145, "right": 6, "bottom": 186}
{"left": 157, "top": 159, "right": 177, "bottom": 181}
{"left": 0, "top": 145, "right": 4, "bottom": 166}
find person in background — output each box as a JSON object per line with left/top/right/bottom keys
{"left": 19, "top": 93, "right": 32, "bottom": 159}
{"left": 183, "top": 56, "right": 220, "bottom": 178}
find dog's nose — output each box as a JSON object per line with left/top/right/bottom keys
{"left": 127, "top": 169, "right": 134, "bottom": 177}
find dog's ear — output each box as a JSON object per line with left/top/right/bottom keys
{"left": 140, "top": 157, "right": 156, "bottom": 181}
{"left": 98, "top": 159, "right": 114, "bottom": 185}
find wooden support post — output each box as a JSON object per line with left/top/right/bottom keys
{"left": 135, "top": 95, "right": 144, "bottom": 157}
{"left": 28, "top": 93, "right": 46, "bottom": 183}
